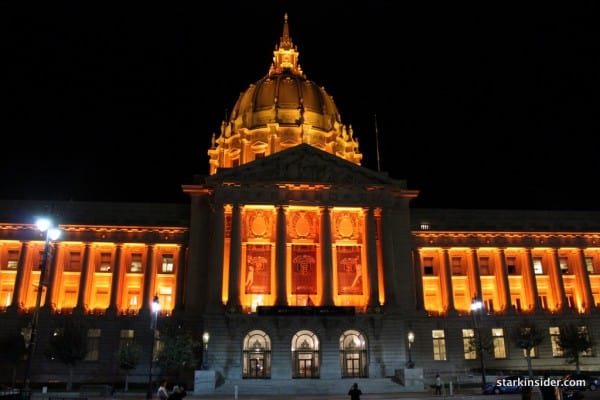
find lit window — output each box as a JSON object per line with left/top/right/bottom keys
{"left": 492, "top": 328, "right": 506, "bottom": 359}
{"left": 585, "top": 257, "right": 595, "bottom": 274}
{"left": 119, "top": 329, "right": 135, "bottom": 349}
{"left": 161, "top": 255, "right": 174, "bottom": 273}
{"left": 549, "top": 327, "right": 563, "bottom": 357}
{"left": 463, "top": 329, "right": 476, "bottom": 360}
{"left": 432, "top": 330, "right": 447, "bottom": 361}
{"left": 578, "top": 326, "right": 593, "bottom": 357}
{"left": 99, "top": 252, "right": 112, "bottom": 272}
{"left": 559, "top": 257, "right": 569, "bottom": 274}
{"left": 85, "top": 328, "right": 101, "bottom": 361}
{"left": 533, "top": 258, "right": 543, "bottom": 275}
{"left": 130, "top": 253, "right": 143, "bottom": 273}
{"left": 6, "top": 250, "right": 19, "bottom": 270}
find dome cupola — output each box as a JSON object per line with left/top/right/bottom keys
{"left": 208, "top": 14, "right": 362, "bottom": 175}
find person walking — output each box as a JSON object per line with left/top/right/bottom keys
{"left": 348, "top": 382, "right": 362, "bottom": 400}
{"left": 435, "top": 374, "right": 442, "bottom": 395}
{"left": 157, "top": 380, "right": 169, "bottom": 400}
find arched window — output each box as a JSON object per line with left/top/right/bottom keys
{"left": 291, "top": 330, "right": 320, "bottom": 378}
{"left": 242, "top": 330, "right": 271, "bottom": 379}
{"left": 339, "top": 329, "right": 368, "bottom": 378}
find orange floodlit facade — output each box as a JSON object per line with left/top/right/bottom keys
{"left": 1, "top": 13, "right": 600, "bottom": 396}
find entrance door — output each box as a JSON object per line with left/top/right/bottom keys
{"left": 298, "top": 358, "right": 312, "bottom": 378}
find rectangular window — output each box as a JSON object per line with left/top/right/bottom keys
{"left": 128, "top": 291, "right": 140, "bottom": 309}
{"left": 130, "top": 253, "right": 143, "bottom": 273}
{"left": 549, "top": 327, "right": 563, "bottom": 357}
{"left": 66, "top": 251, "right": 82, "bottom": 272}
{"left": 559, "top": 257, "right": 569, "bottom": 274}
{"left": 585, "top": 257, "right": 595, "bottom": 274}
{"left": 579, "top": 326, "right": 593, "bottom": 357}
{"left": 507, "top": 257, "right": 517, "bottom": 274}
{"left": 85, "top": 328, "right": 101, "bottom": 361}
{"left": 451, "top": 257, "right": 463, "bottom": 275}
{"left": 533, "top": 257, "right": 543, "bottom": 275}
{"left": 161, "top": 254, "right": 174, "bottom": 273}
{"left": 463, "top": 329, "right": 476, "bottom": 360}
{"left": 6, "top": 250, "right": 19, "bottom": 270}
{"left": 119, "top": 329, "right": 135, "bottom": 349}
{"left": 99, "top": 252, "right": 112, "bottom": 272}
{"left": 492, "top": 328, "right": 507, "bottom": 359}
{"left": 432, "top": 330, "right": 447, "bottom": 361}
{"left": 423, "top": 257, "right": 434, "bottom": 275}
{"left": 523, "top": 347, "right": 537, "bottom": 358}
{"left": 479, "top": 257, "right": 490, "bottom": 275}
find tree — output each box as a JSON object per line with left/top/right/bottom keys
{"left": 45, "top": 315, "right": 88, "bottom": 391}
{"left": 512, "top": 319, "right": 544, "bottom": 378}
{"left": 116, "top": 340, "right": 142, "bottom": 392}
{"left": 156, "top": 320, "right": 200, "bottom": 382}
{"left": 557, "top": 323, "right": 595, "bottom": 373}
{"left": 0, "top": 331, "right": 27, "bottom": 387}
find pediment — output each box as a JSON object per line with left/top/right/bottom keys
{"left": 207, "top": 144, "right": 401, "bottom": 186}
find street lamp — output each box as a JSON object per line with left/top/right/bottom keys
{"left": 202, "top": 332, "right": 210, "bottom": 370}
{"left": 23, "top": 218, "right": 61, "bottom": 390}
{"left": 146, "top": 295, "right": 160, "bottom": 400}
{"left": 470, "top": 298, "right": 486, "bottom": 389}
{"left": 406, "top": 331, "right": 415, "bottom": 368}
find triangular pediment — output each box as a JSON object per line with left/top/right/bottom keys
{"left": 206, "top": 144, "right": 402, "bottom": 186}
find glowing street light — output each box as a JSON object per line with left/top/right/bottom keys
{"left": 470, "top": 298, "right": 486, "bottom": 389}
{"left": 202, "top": 332, "right": 210, "bottom": 370}
{"left": 406, "top": 331, "right": 415, "bottom": 368}
{"left": 23, "top": 218, "right": 61, "bottom": 390}
{"left": 146, "top": 295, "right": 160, "bottom": 399}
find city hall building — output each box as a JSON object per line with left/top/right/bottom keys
{"left": 1, "top": 14, "right": 599, "bottom": 396}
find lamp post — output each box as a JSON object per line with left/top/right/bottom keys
{"left": 23, "top": 218, "right": 61, "bottom": 390}
{"left": 146, "top": 295, "right": 160, "bottom": 400}
{"left": 470, "top": 298, "right": 486, "bottom": 389}
{"left": 406, "top": 331, "right": 415, "bottom": 368}
{"left": 202, "top": 332, "right": 210, "bottom": 370}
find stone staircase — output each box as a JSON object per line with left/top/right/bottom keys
{"left": 204, "top": 377, "right": 416, "bottom": 396}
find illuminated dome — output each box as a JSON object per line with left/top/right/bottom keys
{"left": 208, "top": 13, "right": 362, "bottom": 175}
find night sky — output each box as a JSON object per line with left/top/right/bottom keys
{"left": 3, "top": 1, "right": 600, "bottom": 210}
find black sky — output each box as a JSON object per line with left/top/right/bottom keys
{"left": 2, "top": 1, "right": 600, "bottom": 210}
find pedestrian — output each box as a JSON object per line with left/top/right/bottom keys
{"left": 348, "top": 382, "right": 362, "bottom": 400}
{"left": 435, "top": 374, "right": 442, "bottom": 395}
{"left": 157, "top": 380, "right": 168, "bottom": 400}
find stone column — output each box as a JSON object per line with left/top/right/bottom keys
{"left": 577, "top": 249, "right": 595, "bottom": 313}
{"left": 524, "top": 248, "right": 542, "bottom": 313}
{"left": 412, "top": 249, "right": 424, "bottom": 311}
{"left": 141, "top": 244, "right": 155, "bottom": 312}
{"left": 469, "top": 248, "right": 483, "bottom": 302}
{"left": 498, "top": 248, "right": 513, "bottom": 314}
{"left": 442, "top": 248, "right": 456, "bottom": 315}
{"left": 275, "top": 206, "right": 288, "bottom": 306}
{"left": 75, "top": 243, "right": 91, "bottom": 314}
{"left": 381, "top": 208, "right": 397, "bottom": 309}
{"left": 43, "top": 243, "right": 61, "bottom": 311}
{"left": 550, "top": 248, "right": 569, "bottom": 312}
{"left": 174, "top": 245, "right": 187, "bottom": 313}
{"left": 107, "top": 244, "right": 123, "bottom": 316}
{"left": 366, "top": 207, "right": 380, "bottom": 310}
{"left": 207, "top": 204, "right": 225, "bottom": 312}
{"left": 226, "top": 204, "right": 242, "bottom": 311}
{"left": 9, "top": 242, "right": 30, "bottom": 312}
{"left": 320, "top": 206, "right": 334, "bottom": 306}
